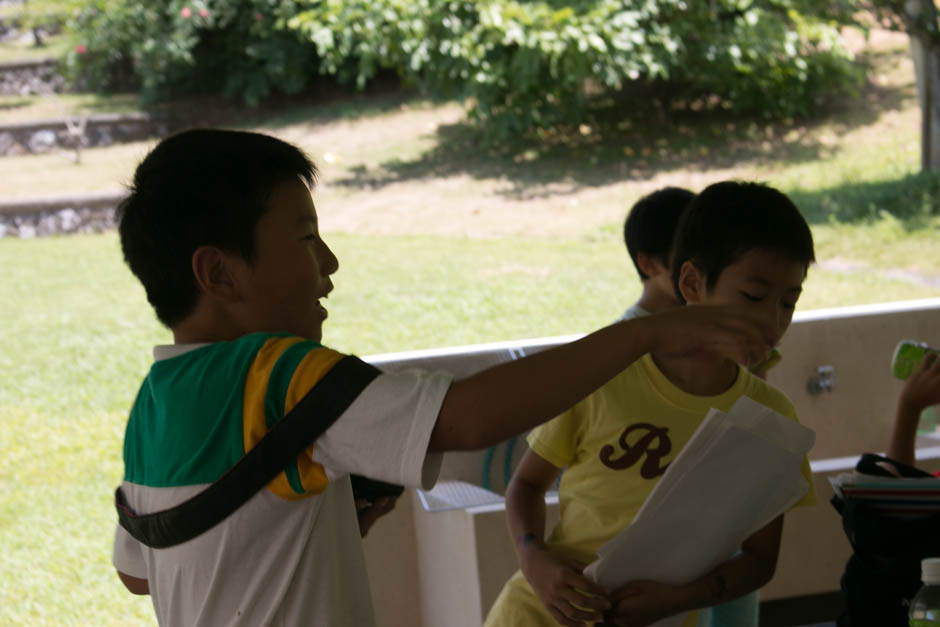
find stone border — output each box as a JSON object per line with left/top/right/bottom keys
{"left": 0, "top": 57, "right": 63, "bottom": 96}
{"left": 0, "top": 190, "right": 125, "bottom": 238}
{"left": 0, "top": 111, "right": 175, "bottom": 156}
{"left": 0, "top": 58, "right": 57, "bottom": 72}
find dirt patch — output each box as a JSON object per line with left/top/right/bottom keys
{"left": 0, "top": 28, "right": 928, "bottom": 257}
{"left": 296, "top": 30, "right": 920, "bottom": 239}
{"left": 316, "top": 163, "right": 756, "bottom": 238}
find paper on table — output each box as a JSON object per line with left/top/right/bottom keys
{"left": 583, "top": 396, "right": 815, "bottom": 627}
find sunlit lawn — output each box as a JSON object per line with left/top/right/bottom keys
{"left": 0, "top": 92, "right": 143, "bottom": 122}
{"left": 0, "top": 31, "right": 70, "bottom": 64}
{"left": 2, "top": 226, "right": 939, "bottom": 624}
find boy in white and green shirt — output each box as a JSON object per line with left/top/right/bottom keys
{"left": 112, "top": 129, "right": 779, "bottom": 626}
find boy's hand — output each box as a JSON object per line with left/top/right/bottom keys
{"left": 638, "top": 304, "right": 775, "bottom": 368}
{"left": 355, "top": 496, "right": 397, "bottom": 538}
{"left": 520, "top": 545, "right": 611, "bottom": 626}
{"left": 889, "top": 352, "right": 940, "bottom": 466}
{"left": 604, "top": 579, "right": 684, "bottom": 627}
{"left": 899, "top": 353, "right": 940, "bottom": 416}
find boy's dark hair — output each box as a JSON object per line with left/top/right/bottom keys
{"left": 117, "top": 128, "right": 317, "bottom": 328}
{"left": 670, "top": 181, "right": 815, "bottom": 304}
{"left": 624, "top": 187, "right": 695, "bottom": 280}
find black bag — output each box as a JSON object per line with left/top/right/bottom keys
{"left": 350, "top": 475, "right": 404, "bottom": 502}
{"left": 116, "top": 355, "right": 402, "bottom": 549}
{"left": 831, "top": 453, "right": 940, "bottom": 626}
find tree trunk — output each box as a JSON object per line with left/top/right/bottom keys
{"left": 905, "top": 0, "right": 940, "bottom": 171}
{"left": 924, "top": 42, "right": 940, "bottom": 170}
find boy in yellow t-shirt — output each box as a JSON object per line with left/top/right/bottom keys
{"left": 485, "top": 181, "right": 818, "bottom": 627}
{"left": 622, "top": 186, "right": 779, "bottom": 627}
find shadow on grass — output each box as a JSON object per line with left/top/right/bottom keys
{"left": 79, "top": 94, "right": 142, "bottom": 115}
{"left": 168, "top": 72, "right": 423, "bottom": 132}
{"left": 327, "top": 47, "right": 918, "bottom": 203}
{"left": 135, "top": 45, "right": 932, "bottom": 229}
{"left": 790, "top": 170, "right": 940, "bottom": 226}
{"left": 0, "top": 96, "right": 30, "bottom": 112}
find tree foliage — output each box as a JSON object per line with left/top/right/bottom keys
{"left": 288, "top": 0, "right": 861, "bottom": 136}
{"left": 61, "top": 0, "right": 317, "bottom": 104}
{"left": 60, "top": 1, "right": 862, "bottom": 137}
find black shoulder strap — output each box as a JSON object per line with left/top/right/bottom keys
{"left": 115, "top": 355, "right": 381, "bottom": 549}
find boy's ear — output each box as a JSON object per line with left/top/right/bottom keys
{"left": 191, "top": 246, "right": 242, "bottom": 303}
{"left": 677, "top": 260, "right": 707, "bottom": 304}
{"left": 636, "top": 252, "right": 668, "bottom": 279}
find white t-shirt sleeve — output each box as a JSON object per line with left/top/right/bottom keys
{"left": 619, "top": 303, "right": 650, "bottom": 321}
{"left": 312, "top": 368, "right": 452, "bottom": 490}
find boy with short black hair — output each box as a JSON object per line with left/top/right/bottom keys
{"left": 624, "top": 184, "right": 777, "bottom": 625}
{"left": 111, "top": 130, "right": 775, "bottom": 626}
{"left": 621, "top": 186, "right": 695, "bottom": 319}
{"left": 485, "top": 180, "right": 818, "bottom": 627}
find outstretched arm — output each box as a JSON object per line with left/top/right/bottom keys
{"left": 429, "top": 304, "right": 774, "bottom": 451}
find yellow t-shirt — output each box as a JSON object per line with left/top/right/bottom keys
{"left": 485, "top": 354, "right": 816, "bottom": 627}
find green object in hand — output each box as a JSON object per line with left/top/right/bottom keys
{"left": 749, "top": 346, "right": 782, "bottom": 377}
{"left": 891, "top": 340, "right": 939, "bottom": 380}
{"left": 892, "top": 340, "right": 939, "bottom": 433}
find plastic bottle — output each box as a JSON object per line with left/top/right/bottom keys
{"left": 892, "top": 340, "right": 940, "bottom": 380}
{"left": 891, "top": 341, "right": 939, "bottom": 433}
{"left": 910, "top": 557, "right": 940, "bottom": 626}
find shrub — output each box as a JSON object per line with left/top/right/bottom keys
{"left": 289, "top": 0, "right": 862, "bottom": 139}
{"left": 62, "top": 0, "right": 318, "bottom": 104}
{"left": 61, "top": 0, "right": 862, "bottom": 138}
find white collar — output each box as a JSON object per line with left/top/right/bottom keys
{"left": 152, "top": 343, "right": 210, "bottom": 362}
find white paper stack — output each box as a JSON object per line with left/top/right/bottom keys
{"left": 583, "top": 396, "right": 815, "bottom": 627}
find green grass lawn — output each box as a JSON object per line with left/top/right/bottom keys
{"left": 0, "top": 92, "right": 143, "bottom": 123}
{"left": 0, "top": 31, "right": 69, "bottom": 64}
{"left": 0, "top": 234, "right": 162, "bottom": 625}
{"left": 1, "top": 228, "right": 939, "bottom": 625}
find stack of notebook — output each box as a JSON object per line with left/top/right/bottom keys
{"left": 830, "top": 472, "right": 940, "bottom": 518}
